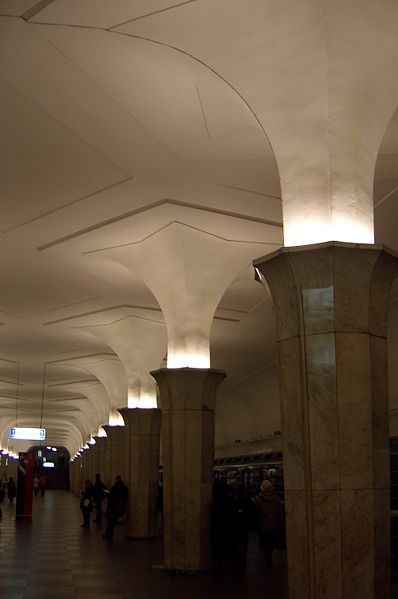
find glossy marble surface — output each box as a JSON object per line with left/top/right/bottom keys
{"left": 0, "top": 490, "right": 290, "bottom": 598}
{"left": 255, "top": 244, "right": 398, "bottom": 598}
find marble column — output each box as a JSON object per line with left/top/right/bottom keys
{"left": 151, "top": 367, "right": 225, "bottom": 572}
{"left": 80, "top": 451, "right": 88, "bottom": 484}
{"left": 119, "top": 408, "right": 161, "bottom": 539}
{"left": 101, "top": 435, "right": 111, "bottom": 489}
{"left": 95, "top": 438, "right": 106, "bottom": 484}
{"left": 86, "top": 449, "right": 93, "bottom": 482}
{"left": 90, "top": 444, "right": 99, "bottom": 479}
{"left": 103, "top": 425, "right": 126, "bottom": 485}
{"left": 254, "top": 242, "right": 398, "bottom": 599}
{"left": 71, "top": 460, "right": 79, "bottom": 494}
{"left": 74, "top": 457, "right": 83, "bottom": 494}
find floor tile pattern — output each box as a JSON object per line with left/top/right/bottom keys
{"left": 0, "top": 491, "right": 396, "bottom": 598}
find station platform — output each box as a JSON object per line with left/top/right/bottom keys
{"left": 0, "top": 490, "right": 396, "bottom": 598}
{"left": 0, "top": 490, "right": 288, "bottom": 598}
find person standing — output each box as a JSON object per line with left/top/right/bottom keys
{"left": 33, "top": 475, "right": 39, "bottom": 497}
{"left": 39, "top": 474, "right": 47, "bottom": 496}
{"left": 93, "top": 473, "right": 107, "bottom": 524}
{"left": 211, "top": 481, "right": 240, "bottom": 575}
{"left": 0, "top": 477, "right": 5, "bottom": 505}
{"left": 7, "top": 477, "right": 16, "bottom": 504}
{"left": 102, "top": 475, "right": 128, "bottom": 540}
{"left": 80, "top": 479, "right": 94, "bottom": 529}
{"left": 253, "top": 480, "right": 283, "bottom": 566}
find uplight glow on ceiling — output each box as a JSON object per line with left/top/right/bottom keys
{"left": 128, "top": 392, "right": 157, "bottom": 409}
{"left": 283, "top": 216, "right": 374, "bottom": 247}
{"left": 167, "top": 350, "right": 210, "bottom": 369}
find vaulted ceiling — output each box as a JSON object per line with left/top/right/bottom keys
{"left": 0, "top": 0, "right": 398, "bottom": 457}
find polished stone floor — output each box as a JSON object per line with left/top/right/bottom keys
{"left": 0, "top": 491, "right": 397, "bottom": 598}
{"left": 0, "top": 490, "right": 288, "bottom": 598}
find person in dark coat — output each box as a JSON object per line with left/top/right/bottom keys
{"left": 253, "top": 480, "right": 283, "bottom": 566}
{"left": 102, "top": 475, "right": 128, "bottom": 540}
{"left": 39, "top": 474, "right": 47, "bottom": 496}
{"left": 234, "top": 485, "right": 255, "bottom": 573}
{"left": 80, "top": 479, "right": 94, "bottom": 528}
{"left": 93, "top": 473, "right": 107, "bottom": 524}
{"left": 211, "top": 481, "right": 240, "bottom": 574}
{"left": 7, "top": 477, "right": 16, "bottom": 504}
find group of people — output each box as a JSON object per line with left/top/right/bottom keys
{"left": 33, "top": 474, "right": 47, "bottom": 496}
{"left": 211, "top": 470, "right": 285, "bottom": 574}
{"left": 80, "top": 473, "right": 128, "bottom": 540}
{"left": 77, "top": 469, "right": 284, "bottom": 567}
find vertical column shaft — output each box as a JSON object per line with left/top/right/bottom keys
{"left": 254, "top": 243, "right": 398, "bottom": 599}
{"left": 119, "top": 408, "right": 161, "bottom": 538}
{"left": 151, "top": 367, "right": 225, "bottom": 572}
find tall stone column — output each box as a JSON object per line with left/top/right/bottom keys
{"left": 74, "top": 457, "right": 83, "bottom": 493}
{"left": 81, "top": 451, "right": 88, "bottom": 484}
{"left": 103, "top": 425, "right": 126, "bottom": 484}
{"left": 95, "top": 437, "right": 106, "bottom": 483}
{"left": 254, "top": 242, "right": 398, "bottom": 599}
{"left": 119, "top": 408, "right": 161, "bottom": 539}
{"left": 69, "top": 460, "right": 77, "bottom": 493}
{"left": 101, "top": 434, "right": 111, "bottom": 488}
{"left": 151, "top": 367, "right": 225, "bottom": 572}
{"left": 86, "top": 449, "right": 94, "bottom": 482}
{"left": 90, "top": 444, "right": 99, "bottom": 479}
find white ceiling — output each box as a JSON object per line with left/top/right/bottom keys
{"left": 0, "top": 1, "right": 398, "bottom": 455}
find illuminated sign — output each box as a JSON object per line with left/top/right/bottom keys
{"left": 43, "top": 462, "right": 54, "bottom": 468}
{"left": 10, "top": 428, "right": 46, "bottom": 441}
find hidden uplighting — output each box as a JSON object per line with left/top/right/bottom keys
{"left": 108, "top": 411, "right": 124, "bottom": 427}
{"left": 96, "top": 427, "right": 107, "bottom": 438}
{"left": 128, "top": 393, "right": 157, "bottom": 409}
{"left": 167, "top": 351, "right": 210, "bottom": 369}
{"left": 88, "top": 437, "right": 96, "bottom": 445}
{"left": 283, "top": 217, "right": 374, "bottom": 247}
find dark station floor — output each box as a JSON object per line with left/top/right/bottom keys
{"left": 0, "top": 490, "right": 396, "bottom": 599}
{"left": 0, "top": 490, "right": 287, "bottom": 599}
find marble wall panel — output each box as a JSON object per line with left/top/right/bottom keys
{"left": 312, "top": 490, "right": 342, "bottom": 599}
{"left": 335, "top": 333, "right": 373, "bottom": 490}
{"left": 340, "top": 489, "right": 374, "bottom": 599}
{"left": 305, "top": 333, "right": 340, "bottom": 490}
{"left": 369, "top": 335, "right": 390, "bottom": 489}
{"left": 284, "top": 489, "right": 311, "bottom": 599}
{"left": 201, "top": 409, "right": 215, "bottom": 483}
{"left": 255, "top": 250, "right": 300, "bottom": 341}
{"left": 372, "top": 489, "right": 391, "bottom": 599}
{"left": 334, "top": 247, "right": 379, "bottom": 333}
{"left": 185, "top": 483, "right": 206, "bottom": 570}
{"left": 185, "top": 410, "right": 204, "bottom": 485}
{"left": 278, "top": 337, "right": 306, "bottom": 490}
{"left": 370, "top": 249, "right": 398, "bottom": 338}
{"left": 289, "top": 247, "right": 335, "bottom": 336}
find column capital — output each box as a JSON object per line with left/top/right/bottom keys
{"left": 119, "top": 407, "right": 161, "bottom": 436}
{"left": 151, "top": 367, "right": 225, "bottom": 412}
{"left": 254, "top": 242, "right": 398, "bottom": 340}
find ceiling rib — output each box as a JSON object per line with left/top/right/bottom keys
{"left": 37, "top": 199, "right": 283, "bottom": 252}
{"left": 22, "top": 0, "right": 56, "bottom": 21}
